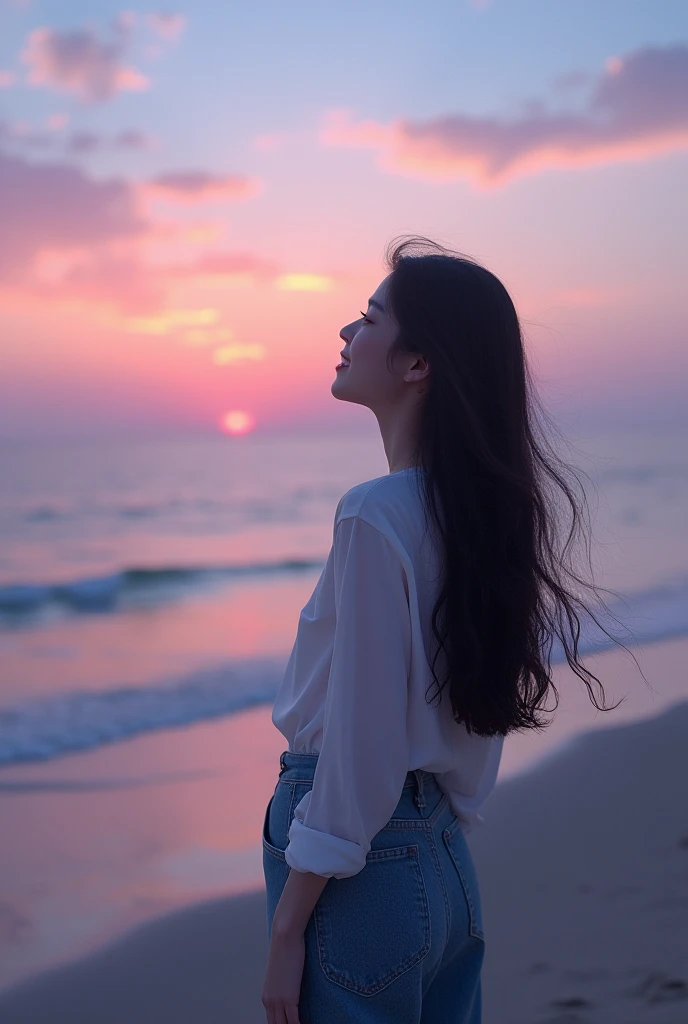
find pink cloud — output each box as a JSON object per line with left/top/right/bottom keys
{"left": 177, "top": 250, "right": 280, "bottom": 282}
{"left": 142, "top": 171, "right": 262, "bottom": 203}
{"left": 148, "top": 13, "right": 187, "bottom": 40}
{"left": 0, "top": 146, "right": 279, "bottom": 314}
{"left": 0, "top": 70, "right": 15, "bottom": 88}
{"left": 0, "top": 147, "right": 160, "bottom": 314}
{"left": 20, "top": 22, "right": 150, "bottom": 101}
{"left": 30, "top": 245, "right": 292, "bottom": 314}
{"left": 43, "top": 251, "right": 168, "bottom": 313}
{"left": 320, "top": 44, "right": 688, "bottom": 187}
{"left": 0, "top": 148, "right": 144, "bottom": 280}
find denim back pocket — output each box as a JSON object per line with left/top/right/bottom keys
{"left": 262, "top": 788, "right": 287, "bottom": 861}
{"left": 262, "top": 789, "right": 292, "bottom": 942}
{"left": 262, "top": 780, "right": 312, "bottom": 861}
{"left": 314, "top": 844, "right": 431, "bottom": 997}
{"left": 441, "top": 816, "right": 484, "bottom": 940}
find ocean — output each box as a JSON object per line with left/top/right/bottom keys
{"left": 1, "top": 423, "right": 687, "bottom": 991}
{"left": 1, "top": 425, "right": 687, "bottom": 768}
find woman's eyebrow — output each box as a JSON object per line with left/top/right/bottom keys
{"left": 367, "top": 298, "right": 385, "bottom": 313}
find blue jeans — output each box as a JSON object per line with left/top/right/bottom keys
{"left": 262, "top": 751, "right": 485, "bottom": 1023}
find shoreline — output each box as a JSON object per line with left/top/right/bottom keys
{"left": 1, "top": 694, "right": 687, "bottom": 1023}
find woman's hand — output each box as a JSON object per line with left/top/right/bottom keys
{"left": 262, "top": 864, "right": 328, "bottom": 1021}
{"left": 261, "top": 924, "right": 308, "bottom": 1024}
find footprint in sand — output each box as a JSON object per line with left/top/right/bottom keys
{"left": 549, "top": 996, "right": 594, "bottom": 1012}
{"left": 538, "top": 995, "right": 595, "bottom": 1023}
{"left": 626, "top": 970, "right": 688, "bottom": 1004}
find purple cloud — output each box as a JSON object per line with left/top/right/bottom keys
{"left": 1, "top": 122, "right": 159, "bottom": 156}
{"left": 67, "top": 131, "right": 101, "bottom": 154}
{"left": 20, "top": 20, "right": 149, "bottom": 102}
{"left": 0, "top": 146, "right": 268, "bottom": 312}
{"left": 321, "top": 44, "right": 688, "bottom": 187}
{"left": 143, "top": 171, "right": 262, "bottom": 202}
{"left": 65, "top": 129, "right": 159, "bottom": 154}
{"left": 0, "top": 148, "right": 144, "bottom": 280}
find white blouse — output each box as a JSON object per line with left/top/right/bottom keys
{"left": 271, "top": 467, "right": 504, "bottom": 879}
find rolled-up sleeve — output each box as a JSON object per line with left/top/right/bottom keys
{"left": 284, "top": 514, "right": 412, "bottom": 879}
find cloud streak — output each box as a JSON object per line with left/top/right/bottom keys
{"left": 67, "top": 129, "right": 159, "bottom": 154}
{"left": 0, "top": 121, "right": 159, "bottom": 155}
{"left": 320, "top": 44, "right": 688, "bottom": 187}
{"left": 142, "top": 171, "right": 262, "bottom": 203}
{"left": 20, "top": 20, "right": 149, "bottom": 101}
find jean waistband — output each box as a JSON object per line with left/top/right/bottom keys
{"left": 278, "top": 750, "right": 437, "bottom": 812}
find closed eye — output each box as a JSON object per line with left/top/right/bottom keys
{"left": 359, "top": 310, "right": 372, "bottom": 323}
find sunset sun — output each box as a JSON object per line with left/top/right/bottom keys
{"left": 219, "top": 410, "right": 256, "bottom": 435}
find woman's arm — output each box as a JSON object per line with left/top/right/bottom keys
{"left": 272, "top": 867, "right": 329, "bottom": 937}
{"left": 283, "top": 514, "right": 412, "bottom": 880}
{"left": 262, "top": 869, "right": 329, "bottom": 1021}
{"left": 262, "top": 512, "right": 412, "bottom": 1020}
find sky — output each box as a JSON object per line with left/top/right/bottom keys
{"left": 0, "top": 0, "right": 686, "bottom": 440}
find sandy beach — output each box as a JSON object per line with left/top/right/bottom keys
{"left": 0, "top": 638, "right": 686, "bottom": 1023}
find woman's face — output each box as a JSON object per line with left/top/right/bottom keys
{"left": 333, "top": 274, "right": 423, "bottom": 410}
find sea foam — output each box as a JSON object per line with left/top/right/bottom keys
{"left": 1, "top": 573, "right": 687, "bottom": 767}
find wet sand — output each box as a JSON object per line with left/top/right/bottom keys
{"left": 0, "top": 639, "right": 686, "bottom": 1023}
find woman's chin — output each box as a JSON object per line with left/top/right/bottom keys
{"left": 331, "top": 376, "right": 355, "bottom": 401}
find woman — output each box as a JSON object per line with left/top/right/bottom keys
{"left": 261, "top": 235, "right": 628, "bottom": 1024}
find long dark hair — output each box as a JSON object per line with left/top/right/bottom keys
{"left": 384, "top": 234, "right": 641, "bottom": 738}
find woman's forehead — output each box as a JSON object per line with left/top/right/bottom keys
{"left": 369, "top": 274, "right": 391, "bottom": 309}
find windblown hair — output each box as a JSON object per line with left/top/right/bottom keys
{"left": 384, "top": 235, "right": 640, "bottom": 738}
